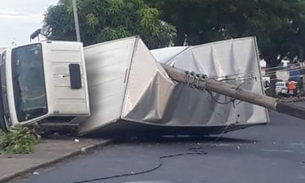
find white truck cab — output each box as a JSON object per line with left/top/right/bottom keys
{"left": 0, "top": 41, "right": 90, "bottom": 130}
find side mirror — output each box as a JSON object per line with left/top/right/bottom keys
{"left": 30, "top": 29, "right": 42, "bottom": 40}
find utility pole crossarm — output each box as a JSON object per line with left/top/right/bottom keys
{"left": 161, "top": 64, "right": 305, "bottom": 121}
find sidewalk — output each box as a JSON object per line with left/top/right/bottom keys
{"left": 0, "top": 138, "right": 112, "bottom": 183}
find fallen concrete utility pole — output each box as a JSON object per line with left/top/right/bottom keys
{"left": 161, "top": 64, "right": 305, "bottom": 121}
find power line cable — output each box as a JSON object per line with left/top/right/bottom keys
{"left": 69, "top": 148, "right": 208, "bottom": 183}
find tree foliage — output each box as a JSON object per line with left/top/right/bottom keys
{"left": 146, "top": 0, "right": 305, "bottom": 66}
{"left": 44, "top": 0, "right": 305, "bottom": 66}
{"left": 43, "top": 0, "right": 176, "bottom": 49}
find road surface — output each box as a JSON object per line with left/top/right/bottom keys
{"left": 14, "top": 102, "right": 305, "bottom": 183}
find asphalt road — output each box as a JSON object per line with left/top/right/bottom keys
{"left": 15, "top": 102, "right": 305, "bottom": 183}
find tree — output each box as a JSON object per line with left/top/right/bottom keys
{"left": 146, "top": 0, "right": 305, "bottom": 96}
{"left": 288, "top": 0, "right": 305, "bottom": 62}
{"left": 42, "top": 0, "right": 176, "bottom": 49}
{"left": 146, "top": 0, "right": 305, "bottom": 65}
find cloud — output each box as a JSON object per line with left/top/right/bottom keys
{"left": 0, "top": 0, "right": 59, "bottom": 47}
{"left": 0, "top": 0, "right": 59, "bottom": 14}
{"left": 0, "top": 11, "right": 43, "bottom": 25}
{"left": 0, "top": 10, "right": 29, "bottom": 16}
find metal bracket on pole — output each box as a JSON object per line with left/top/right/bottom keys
{"left": 197, "top": 74, "right": 208, "bottom": 91}
{"left": 190, "top": 72, "right": 196, "bottom": 88}
{"left": 184, "top": 71, "right": 191, "bottom": 86}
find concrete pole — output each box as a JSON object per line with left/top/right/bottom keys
{"left": 72, "top": 0, "right": 81, "bottom": 42}
{"left": 161, "top": 64, "right": 305, "bottom": 121}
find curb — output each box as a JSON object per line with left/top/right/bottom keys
{"left": 280, "top": 98, "right": 305, "bottom": 103}
{"left": 0, "top": 139, "right": 114, "bottom": 183}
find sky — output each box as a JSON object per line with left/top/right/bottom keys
{"left": 0, "top": 0, "right": 59, "bottom": 47}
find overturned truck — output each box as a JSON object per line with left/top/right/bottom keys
{"left": 0, "top": 36, "right": 302, "bottom": 136}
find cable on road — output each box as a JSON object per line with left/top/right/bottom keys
{"left": 71, "top": 86, "right": 234, "bottom": 183}
{"left": 69, "top": 123, "right": 231, "bottom": 183}
{"left": 69, "top": 150, "right": 208, "bottom": 183}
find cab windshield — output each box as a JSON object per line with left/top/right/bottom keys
{"left": 11, "top": 44, "right": 47, "bottom": 122}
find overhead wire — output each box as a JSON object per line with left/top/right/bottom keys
{"left": 183, "top": 73, "right": 240, "bottom": 142}
{"left": 208, "top": 92, "right": 234, "bottom": 105}
{"left": 211, "top": 67, "right": 304, "bottom": 87}
{"left": 264, "top": 67, "right": 305, "bottom": 76}
{"left": 261, "top": 62, "right": 303, "bottom": 71}
{"left": 224, "top": 69, "right": 303, "bottom": 82}
{"left": 253, "top": 67, "right": 303, "bottom": 76}
{"left": 213, "top": 64, "right": 305, "bottom": 82}
{"left": 205, "top": 90, "right": 235, "bottom": 123}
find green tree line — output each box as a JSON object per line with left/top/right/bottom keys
{"left": 43, "top": 0, "right": 305, "bottom": 67}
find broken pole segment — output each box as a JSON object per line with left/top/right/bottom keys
{"left": 161, "top": 64, "right": 305, "bottom": 120}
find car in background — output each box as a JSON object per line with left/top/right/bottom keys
{"left": 275, "top": 81, "right": 288, "bottom": 96}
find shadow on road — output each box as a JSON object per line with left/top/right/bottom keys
{"left": 126, "top": 135, "right": 258, "bottom": 144}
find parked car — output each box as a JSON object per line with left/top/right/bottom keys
{"left": 275, "top": 81, "right": 288, "bottom": 96}
{"left": 275, "top": 81, "right": 298, "bottom": 97}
